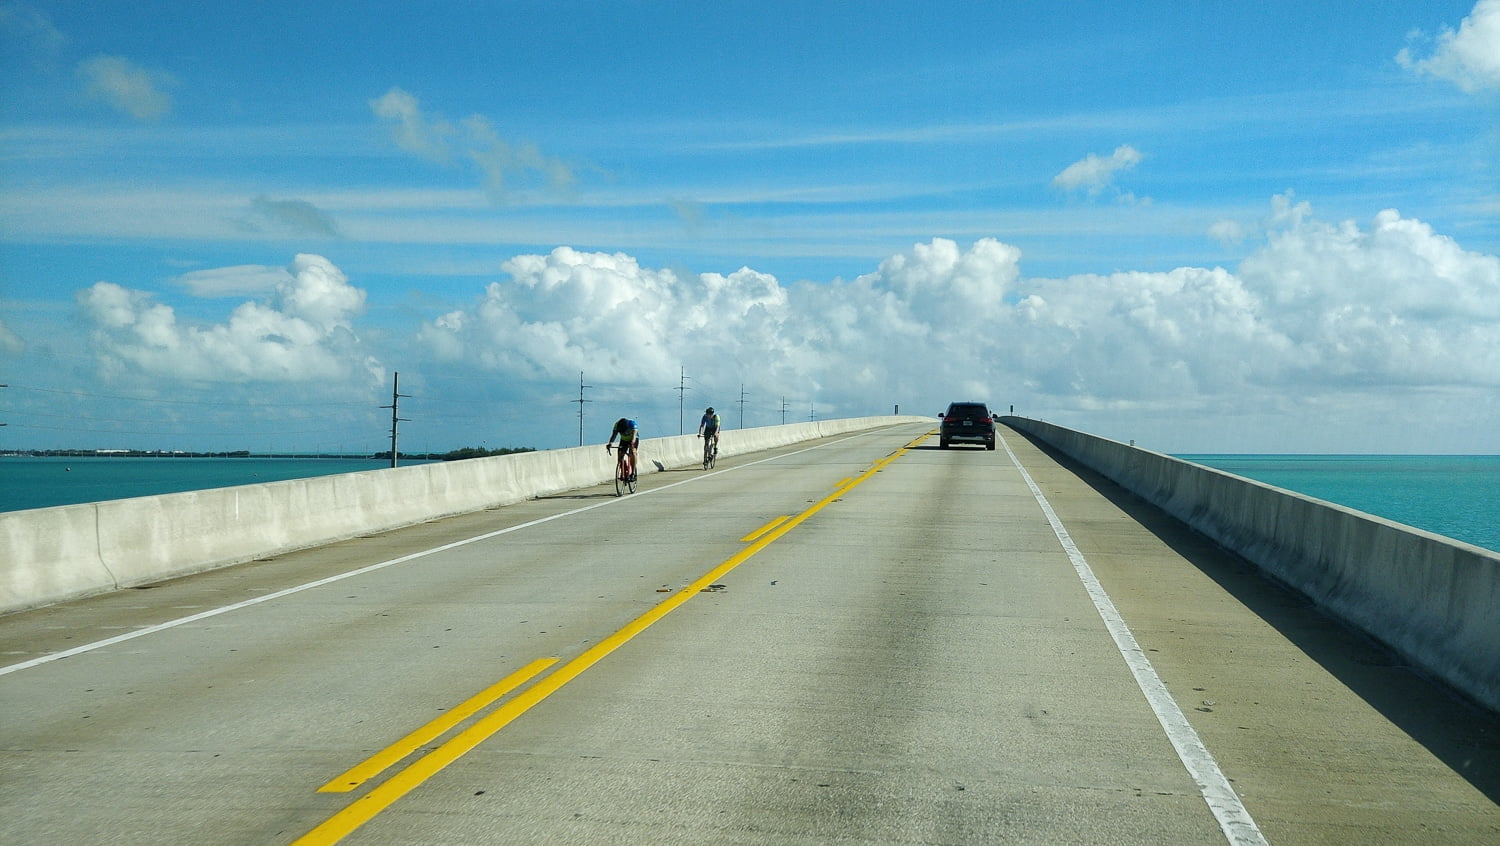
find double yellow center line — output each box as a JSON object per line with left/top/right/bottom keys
{"left": 294, "top": 433, "right": 926, "bottom": 844}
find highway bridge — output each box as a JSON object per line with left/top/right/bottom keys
{"left": 2, "top": 422, "right": 1497, "bottom": 844}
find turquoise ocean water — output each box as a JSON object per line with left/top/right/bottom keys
{"left": 0, "top": 456, "right": 432, "bottom": 514}
{"left": 1178, "top": 455, "right": 1499, "bottom": 554}
{"left": 3, "top": 453, "right": 1496, "bottom": 554}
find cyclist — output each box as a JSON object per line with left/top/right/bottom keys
{"left": 698, "top": 406, "right": 721, "bottom": 457}
{"left": 606, "top": 417, "right": 640, "bottom": 480}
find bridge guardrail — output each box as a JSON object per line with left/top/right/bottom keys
{"left": 1002, "top": 416, "right": 1500, "bottom": 714}
{"left": 1, "top": 416, "right": 930, "bottom": 616}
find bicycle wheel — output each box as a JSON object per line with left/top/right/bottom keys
{"left": 615, "top": 473, "right": 623, "bottom": 496}
{"left": 626, "top": 471, "right": 637, "bottom": 494}
{"left": 708, "top": 442, "right": 717, "bottom": 469}
{"left": 703, "top": 443, "right": 711, "bottom": 470}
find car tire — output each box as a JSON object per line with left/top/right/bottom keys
{"left": 986, "top": 441, "right": 996, "bottom": 450}
{"left": 940, "top": 438, "right": 950, "bottom": 449}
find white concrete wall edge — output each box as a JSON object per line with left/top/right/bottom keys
{"left": 1, "top": 416, "right": 930, "bottom": 616}
{"left": 999, "top": 416, "right": 1500, "bottom": 714}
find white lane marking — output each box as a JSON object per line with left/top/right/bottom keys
{"left": 0, "top": 428, "right": 912, "bottom": 677}
{"left": 999, "top": 432, "right": 1269, "bottom": 846}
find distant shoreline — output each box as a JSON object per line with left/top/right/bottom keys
{"left": 3, "top": 450, "right": 372, "bottom": 459}
{"left": 1, "top": 446, "right": 536, "bottom": 461}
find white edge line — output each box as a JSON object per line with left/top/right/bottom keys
{"left": 0, "top": 429, "right": 892, "bottom": 678}
{"left": 999, "top": 432, "right": 1269, "bottom": 846}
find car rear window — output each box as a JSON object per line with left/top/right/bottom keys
{"left": 949, "top": 404, "right": 990, "bottom": 417}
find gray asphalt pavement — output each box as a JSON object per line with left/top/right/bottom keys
{"left": 1, "top": 423, "right": 1496, "bottom": 845}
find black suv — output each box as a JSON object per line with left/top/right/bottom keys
{"left": 939, "top": 401, "right": 996, "bottom": 450}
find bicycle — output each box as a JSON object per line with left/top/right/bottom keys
{"left": 701, "top": 434, "right": 717, "bottom": 470}
{"left": 609, "top": 444, "right": 637, "bottom": 495}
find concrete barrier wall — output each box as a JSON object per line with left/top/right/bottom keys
{"left": 0, "top": 416, "right": 929, "bottom": 615}
{"left": 1001, "top": 416, "right": 1500, "bottom": 713}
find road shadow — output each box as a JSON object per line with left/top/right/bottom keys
{"left": 1006, "top": 428, "right": 1500, "bottom": 803}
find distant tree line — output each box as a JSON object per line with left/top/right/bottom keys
{"left": 13, "top": 447, "right": 536, "bottom": 460}
{"left": 375, "top": 446, "right": 538, "bottom": 461}
{"left": 16, "top": 449, "right": 255, "bottom": 458}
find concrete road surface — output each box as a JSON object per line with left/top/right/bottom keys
{"left": 1, "top": 423, "right": 1496, "bottom": 844}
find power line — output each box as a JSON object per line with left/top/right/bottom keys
{"left": 573, "top": 371, "right": 592, "bottom": 446}
{"left": 380, "top": 372, "right": 411, "bottom": 469}
{"left": 675, "top": 366, "right": 692, "bottom": 435}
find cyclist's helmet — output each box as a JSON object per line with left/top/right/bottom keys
{"left": 615, "top": 417, "right": 628, "bottom": 429}
{"left": 705, "top": 407, "right": 714, "bottom": 414}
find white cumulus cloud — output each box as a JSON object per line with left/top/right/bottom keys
{"left": 78, "top": 254, "right": 380, "bottom": 385}
{"left": 418, "top": 246, "right": 788, "bottom": 385}
{"left": 1397, "top": 0, "right": 1500, "bottom": 92}
{"left": 417, "top": 198, "right": 1500, "bottom": 444}
{"left": 64, "top": 203, "right": 1499, "bottom": 452}
{"left": 1237, "top": 205, "right": 1500, "bottom": 387}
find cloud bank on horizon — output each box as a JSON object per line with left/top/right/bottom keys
{"left": 47, "top": 193, "right": 1499, "bottom": 453}
{"left": 1, "top": 1, "right": 1497, "bottom": 454}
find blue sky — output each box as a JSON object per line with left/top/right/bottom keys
{"left": 2, "top": 0, "right": 1497, "bottom": 455}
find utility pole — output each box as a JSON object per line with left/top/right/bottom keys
{"left": 574, "top": 371, "right": 592, "bottom": 446}
{"left": 780, "top": 396, "right": 788, "bottom": 425}
{"left": 381, "top": 371, "right": 410, "bottom": 468}
{"left": 675, "top": 366, "right": 688, "bottom": 435}
{"left": 738, "top": 383, "right": 747, "bottom": 429}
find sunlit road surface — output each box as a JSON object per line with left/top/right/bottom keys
{"left": 2, "top": 423, "right": 1497, "bottom": 845}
